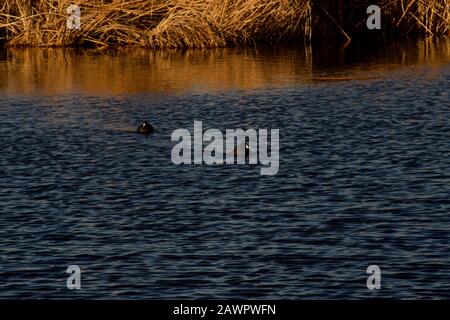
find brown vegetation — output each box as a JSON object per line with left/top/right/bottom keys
{"left": 0, "top": 0, "right": 448, "bottom": 48}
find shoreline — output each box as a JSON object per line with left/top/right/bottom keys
{"left": 0, "top": 0, "right": 449, "bottom": 49}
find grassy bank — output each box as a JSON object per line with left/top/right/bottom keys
{"left": 0, "top": 1, "right": 449, "bottom": 48}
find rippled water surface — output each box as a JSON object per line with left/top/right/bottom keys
{"left": 0, "top": 40, "right": 449, "bottom": 299}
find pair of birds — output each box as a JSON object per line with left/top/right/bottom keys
{"left": 136, "top": 121, "right": 249, "bottom": 157}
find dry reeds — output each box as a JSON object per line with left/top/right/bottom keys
{"left": 0, "top": 0, "right": 311, "bottom": 47}
{"left": 0, "top": 0, "right": 448, "bottom": 48}
{"left": 382, "top": 0, "right": 450, "bottom": 36}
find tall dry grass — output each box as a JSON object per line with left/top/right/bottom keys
{"left": 0, "top": 0, "right": 448, "bottom": 48}
{"left": 382, "top": 0, "right": 449, "bottom": 36}
{"left": 0, "top": 0, "right": 311, "bottom": 47}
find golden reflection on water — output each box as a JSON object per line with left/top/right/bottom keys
{"left": 0, "top": 39, "right": 449, "bottom": 96}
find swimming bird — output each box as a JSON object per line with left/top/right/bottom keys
{"left": 137, "top": 121, "right": 154, "bottom": 134}
{"left": 234, "top": 142, "right": 250, "bottom": 159}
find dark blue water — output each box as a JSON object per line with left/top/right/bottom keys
{"left": 0, "top": 43, "right": 449, "bottom": 299}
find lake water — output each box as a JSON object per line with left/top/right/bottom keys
{"left": 0, "top": 40, "right": 449, "bottom": 299}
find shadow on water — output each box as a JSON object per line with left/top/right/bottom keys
{"left": 0, "top": 38, "right": 449, "bottom": 96}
